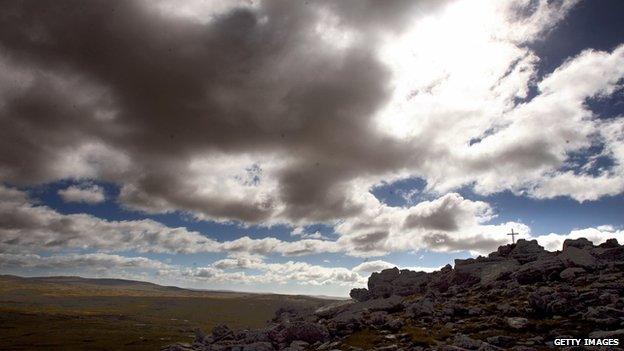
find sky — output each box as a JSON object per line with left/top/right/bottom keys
{"left": 0, "top": 0, "right": 623, "bottom": 297}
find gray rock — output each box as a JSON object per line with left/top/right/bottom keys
{"left": 559, "top": 267, "right": 585, "bottom": 280}
{"left": 508, "top": 239, "right": 549, "bottom": 264}
{"left": 528, "top": 286, "right": 574, "bottom": 315}
{"left": 316, "top": 341, "right": 341, "bottom": 350}
{"left": 368, "top": 268, "right": 400, "bottom": 298}
{"left": 314, "top": 300, "right": 353, "bottom": 319}
{"left": 384, "top": 317, "right": 403, "bottom": 331}
{"left": 212, "top": 324, "right": 234, "bottom": 341}
{"left": 506, "top": 317, "right": 529, "bottom": 330}
{"left": 161, "top": 343, "right": 194, "bottom": 351}
{"left": 350, "top": 288, "right": 371, "bottom": 302}
{"left": 486, "top": 336, "right": 514, "bottom": 347}
{"left": 281, "top": 322, "right": 329, "bottom": 344}
{"left": 408, "top": 298, "right": 434, "bottom": 317}
{"left": 374, "top": 345, "right": 398, "bottom": 351}
{"left": 453, "top": 334, "right": 484, "bottom": 349}
{"left": 367, "top": 268, "right": 430, "bottom": 298}
{"left": 588, "top": 329, "right": 624, "bottom": 338}
{"left": 364, "top": 295, "right": 404, "bottom": 312}
{"left": 514, "top": 256, "right": 565, "bottom": 284}
{"left": 368, "top": 311, "right": 389, "bottom": 326}
{"left": 563, "top": 238, "right": 594, "bottom": 250}
{"left": 282, "top": 340, "right": 309, "bottom": 351}
{"left": 558, "top": 246, "right": 596, "bottom": 269}
{"left": 242, "top": 342, "right": 274, "bottom": 351}
{"left": 453, "top": 258, "right": 520, "bottom": 286}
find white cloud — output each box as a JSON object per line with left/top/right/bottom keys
{"left": 2, "top": 0, "right": 621, "bottom": 231}
{"left": 0, "top": 185, "right": 531, "bottom": 257}
{"left": 352, "top": 260, "right": 396, "bottom": 274}
{"left": 58, "top": 183, "right": 106, "bottom": 204}
{"left": 0, "top": 252, "right": 169, "bottom": 271}
{"left": 291, "top": 226, "right": 328, "bottom": 240}
{"left": 0, "top": 1, "right": 623, "bottom": 275}
{"left": 531, "top": 227, "right": 624, "bottom": 251}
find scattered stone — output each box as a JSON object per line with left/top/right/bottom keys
{"left": 486, "top": 335, "right": 514, "bottom": 347}
{"left": 559, "top": 267, "right": 585, "bottom": 280}
{"left": 407, "top": 298, "right": 434, "bottom": 317}
{"left": 506, "top": 317, "right": 529, "bottom": 330}
{"left": 163, "top": 237, "right": 624, "bottom": 351}
{"left": 212, "top": 324, "right": 234, "bottom": 341}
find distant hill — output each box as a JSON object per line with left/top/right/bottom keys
{"left": 0, "top": 274, "right": 337, "bottom": 350}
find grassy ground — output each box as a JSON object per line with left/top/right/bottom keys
{"left": 0, "top": 275, "right": 334, "bottom": 351}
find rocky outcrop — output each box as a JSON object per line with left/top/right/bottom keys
{"left": 367, "top": 268, "right": 431, "bottom": 298}
{"left": 163, "top": 238, "right": 624, "bottom": 351}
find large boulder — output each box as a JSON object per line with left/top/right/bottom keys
{"left": 528, "top": 285, "right": 578, "bottom": 316}
{"left": 453, "top": 257, "right": 520, "bottom": 286}
{"left": 212, "top": 324, "right": 234, "bottom": 342}
{"left": 314, "top": 300, "right": 353, "bottom": 319}
{"left": 563, "top": 238, "right": 593, "bottom": 250}
{"left": 392, "top": 270, "right": 431, "bottom": 296}
{"left": 367, "top": 267, "right": 430, "bottom": 298}
{"left": 281, "top": 322, "right": 329, "bottom": 344}
{"left": 559, "top": 267, "right": 585, "bottom": 280}
{"left": 368, "top": 268, "right": 399, "bottom": 298}
{"left": 513, "top": 256, "right": 565, "bottom": 284}
{"left": 407, "top": 297, "right": 434, "bottom": 318}
{"left": 349, "top": 288, "right": 371, "bottom": 302}
{"left": 558, "top": 246, "right": 596, "bottom": 269}
{"left": 508, "top": 239, "right": 549, "bottom": 264}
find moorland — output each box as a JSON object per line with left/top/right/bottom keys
{"left": 0, "top": 275, "right": 335, "bottom": 351}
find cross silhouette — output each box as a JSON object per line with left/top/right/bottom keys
{"left": 507, "top": 228, "right": 519, "bottom": 244}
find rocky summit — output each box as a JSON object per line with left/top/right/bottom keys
{"left": 163, "top": 238, "right": 624, "bottom": 351}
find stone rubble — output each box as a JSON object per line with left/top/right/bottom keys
{"left": 163, "top": 238, "right": 624, "bottom": 351}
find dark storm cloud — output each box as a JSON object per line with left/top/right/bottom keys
{"left": 0, "top": 0, "right": 448, "bottom": 224}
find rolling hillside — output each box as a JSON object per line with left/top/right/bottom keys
{"left": 0, "top": 275, "right": 336, "bottom": 350}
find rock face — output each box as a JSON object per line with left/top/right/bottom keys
{"left": 163, "top": 238, "right": 624, "bottom": 351}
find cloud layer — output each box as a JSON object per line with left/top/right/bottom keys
{"left": 0, "top": 0, "right": 621, "bottom": 229}
{"left": 0, "top": 0, "right": 623, "bottom": 294}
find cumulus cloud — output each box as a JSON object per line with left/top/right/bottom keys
{"left": 0, "top": 185, "right": 525, "bottom": 257}
{"left": 58, "top": 184, "right": 106, "bottom": 204}
{"left": 190, "top": 258, "right": 367, "bottom": 286}
{"left": 0, "top": 0, "right": 623, "bottom": 293}
{"left": 0, "top": 0, "right": 619, "bottom": 231}
{"left": 352, "top": 260, "right": 396, "bottom": 274}
{"left": 531, "top": 226, "right": 624, "bottom": 251}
